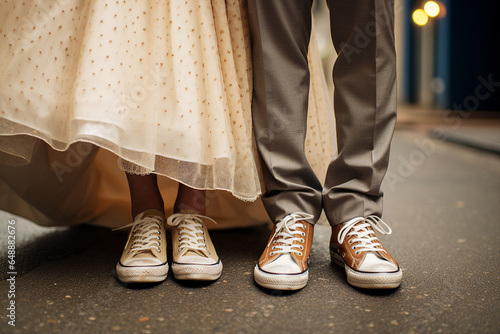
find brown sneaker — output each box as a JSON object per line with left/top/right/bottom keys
{"left": 330, "top": 216, "right": 402, "bottom": 289}
{"left": 254, "top": 213, "right": 314, "bottom": 290}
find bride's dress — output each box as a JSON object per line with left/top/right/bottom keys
{"left": 0, "top": 0, "right": 335, "bottom": 228}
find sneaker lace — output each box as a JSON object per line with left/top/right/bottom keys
{"left": 167, "top": 213, "right": 217, "bottom": 256}
{"left": 113, "top": 213, "right": 163, "bottom": 254}
{"left": 268, "top": 212, "right": 314, "bottom": 257}
{"left": 337, "top": 216, "right": 392, "bottom": 255}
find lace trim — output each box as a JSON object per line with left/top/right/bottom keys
{"left": 0, "top": 119, "right": 261, "bottom": 202}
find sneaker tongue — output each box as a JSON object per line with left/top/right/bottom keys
{"left": 355, "top": 226, "right": 371, "bottom": 235}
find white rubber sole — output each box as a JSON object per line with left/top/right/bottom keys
{"left": 116, "top": 262, "right": 169, "bottom": 283}
{"left": 171, "top": 261, "right": 223, "bottom": 281}
{"left": 331, "top": 250, "right": 402, "bottom": 289}
{"left": 254, "top": 265, "right": 308, "bottom": 290}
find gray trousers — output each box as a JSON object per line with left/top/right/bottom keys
{"left": 248, "top": 0, "right": 397, "bottom": 226}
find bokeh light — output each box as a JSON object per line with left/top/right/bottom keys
{"left": 413, "top": 9, "right": 429, "bottom": 26}
{"left": 424, "top": 1, "right": 440, "bottom": 17}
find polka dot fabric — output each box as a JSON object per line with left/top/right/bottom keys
{"left": 0, "top": 0, "right": 334, "bottom": 202}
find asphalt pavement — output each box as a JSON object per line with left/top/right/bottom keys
{"left": 1, "top": 107, "right": 499, "bottom": 334}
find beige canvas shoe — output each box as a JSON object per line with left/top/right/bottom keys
{"left": 115, "top": 210, "right": 168, "bottom": 283}
{"left": 167, "top": 213, "right": 222, "bottom": 281}
{"left": 330, "top": 216, "right": 402, "bottom": 289}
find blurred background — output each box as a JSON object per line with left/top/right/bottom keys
{"left": 314, "top": 0, "right": 500, "bottom": 112}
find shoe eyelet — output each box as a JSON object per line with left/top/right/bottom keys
{"left": 270, "top": 252, "right": 275, "bottom": 256}
{"left": 271, "top": 246, "right": 275, "bottom": 250}
{"left": 300, "top": 239, "right": 304, "bottom": 243}
{"left": 273, "top": 240, "right": 276, "bottom": 244}
{"left": 355, "top": 251, "right": 360, "bottom": 255}
{"left": 298, "top": 252, "right": 303, "bottom": 256}
{"left": 351, "top": 246, "right": 356, "bottom": 250}
{"left": 299, "top": 245, "right": 304, "bottom": 250}
{"left": 348, "top": 239, "right": 353, "bottom": 244}
{"left": 342, "top": 252, "right": 345, "bottom": 257}
{"left": 301, "top": 232, "right": 305, "bottom": 236}
{"left": 157, "top": 248, "right": 161, "bottom": 253}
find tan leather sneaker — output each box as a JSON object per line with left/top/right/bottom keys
{"left": 167, "top": 213, "right": 222, "bottom": 281}
{"left": 330, "top": 216, "right": 402, "bottom": 289}
{"left": 116, "top": 210, "right": 168, "bottom": 283}
{"left": 254, "top": 213, "right": 314, "bottom": 290}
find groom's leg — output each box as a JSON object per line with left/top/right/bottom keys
{"left": 324, "top": 0, "right": 402, "bottom": 290}
{"left": 248, "top": 1, "right": 322, "bottom": 290}
{"left": 248, "top": 0, "right": 322, "bottom": 224}
{"left": 324, "top": 0, "right": 397, "bottom": 226}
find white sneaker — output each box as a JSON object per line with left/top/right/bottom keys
{"left": 167, "top": 213, "right": 222, "bottom": 281}
{"left": 115, "top": 210, "right": 168, "bottom": 283}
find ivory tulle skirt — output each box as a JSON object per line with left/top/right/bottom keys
{"left": 0, "top": 0, "right": 335, "bottom": 228}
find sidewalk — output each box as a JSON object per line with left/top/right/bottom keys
{"left": 397, "top": 105, "right": 500, "bottom": 154}
{"left": 1, "top": 108, "right": 499, "bottom": 334}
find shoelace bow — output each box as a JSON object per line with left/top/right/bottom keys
{"left": 166, "top": 213, "right": 217, "bottom": 256}
{"left": 337, "top": 216, "right": 392, "bottom": 255}
{"left": 113, "top": 213, "right": 163, "bottom": 254}
{"left": 268, "top": 212, "right": 314, "bottom": 257}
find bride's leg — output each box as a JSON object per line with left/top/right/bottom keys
{"left": 126, "top": 173, "right": 164, "bottom": 217}
{"left": 174, "top": 184, "right": 206, "bottom": 215}
{"left": 116, "top": 173, "right": 168, "bottom": 284}
{"left": 169, "top": 184, "right": 221, "bottom": 281}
